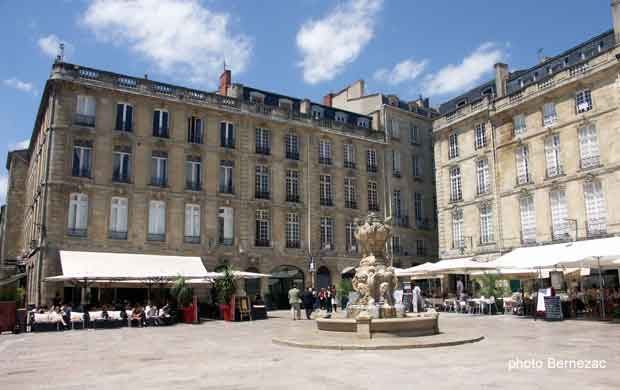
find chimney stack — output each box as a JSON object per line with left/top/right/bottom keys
{"left": 494, "top": 63, "right": 509, "bottom": 98}
{"left": 219, "top": 69, "right": 231, "bottom": 96}
{"left": 323, "top": 93, "right": 333, "bottom": 107}
{"left": 612, "top": 0, "right": 620, "bottom": 44}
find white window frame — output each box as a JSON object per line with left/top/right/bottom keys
{"left": 148, "top": 200, "right": 166, "bottom": 236}
{"left": 344, "top": 177, "right": 356, "bottom": 208}
{"left": 286, "top": 169, "right": 299, "bottom": 201}
{"left": 319, "top": 140, "right": 332, "bottom": 163}
{"left": 368, "top": 181, "right": 378, "bottom": 210}
{"left": 543, "top": 102, "right": 557, "bottom": 127}
{"left": 584, "top": 181, "right": 607, "bottom": 235}
{"left": 513, "top": 114, "right": 526, "bottom": 137}
{"left": 545, "top": 134, "right": 562, "bottom": 177}
{"left": 184, "top": 203, "right": 201, "bottom": 239}
{"left": 320, "top": 174, "right": 332, "bottom": 204}
{"left": 479, "top": 204, "right": 494, "bottom": 244}
{"left": 76, "top": 95, "right": 96, "bottom": 116}
{"left": 392, "top": 150, "right": 401, "bottom": 176}
{"left": 344, "top": 143, "right": 355, "bottom": 167}
{"left": 285, "top": 212, "right": 301, "bottom": 246}
{"left": 519, "top": 196, "right": 536, "bottom": 243}
{"left": 109, "top": 197, "right": 128, "bottom": 234}
{"left": 255, "top": 209, "right": 271, "bottom": 244}
{"left": 320, "top": 216, "right": 334, "bottom": 249}
{"left": 474, "top": 123, "right": 486, "bottom": 149}
{"left": 576, "top": 89, "right": 593, "bottom": 113}
{"left": 550, "top": 190, "right": 569, "bottom": 240}
{"left": 450, "top": 166, "right": 462, "bottom": 201}
{"left": 68, "top": 193, "right": 89, "bottom": 232}
{"left": 516, "top": 146, "right": 530, "bottom": 185}
{"left": 578, "top": 124, "right": 600, "bottom": 168}
{"left": 452, "top": 209, "right": 464, "bottom": 249}
{"left": 448, "top": 132, "right": 459, "bottom": 159}
{"left": 476, "top": 159, "right": 489, "bottom": 195}
{"left": 367, "top": 149, "right": 377, "bottom": 171}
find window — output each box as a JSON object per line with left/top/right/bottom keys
{"left": 75, "top": 95, "right": 96, "bottom": 126}
{"left": 151, "top": 152, "right": 168, "bottom": 187}
{"left": 148, "top": 200, "right": 166, "bottom": 241}
{"left": 320, "top": 175, "right": 333, "bottom": 206}
{"left": 286, "top": 169, "right": 300, "bottom": 202}
{"left": 256, "top": 128, "right": 271, "bottom": 155}
{"left": 249, "top": 92, "right": 264, "bottom": 104}
{"left": 515, "top": 146, "right": 530, "bottom": 185}
{"left": 550, "top": 190, "right": 569, "bottom": 240}
{"left": 346, "top": 223, "right": 357, "bottom": 253}
{"left": 112, "top": 148, "right": 131, "bottom": 183}
{"left": 392, "top": 190, "right": 406, "bottom": 226}
{"left": 109, "top": 197, "right": 128, "bottom": 240}
{"left": 311, "top": 106, "right": 323, "bottom": 120}
{"left": 115, "top": 103, "right": 133, "bottom": 132}
{"left": 579, "top": 125, "right": 600, "bottom": 169}
{"left": 412, "top": 155, "right": 421, "bottom": 178}
{"left": 344, "top": 144, "right": 355, "bottom": 169}
{"left": 391, "top": 236, "right": 401, "bottom": 255}
{"left": 335, "top": 112, "right": 347, "bottom": 123}
{"left": 479, "top": 204, "right": 494, "bottom": 244}
{"left": 285, "top": 133, "right": 299, "bottom": 160}
{"left": 68, "top": 193, "right": 88, "bottom": 236}
{"left": 452, "top": 209, "right": 464, "bottom": 249}
{"left": 416, "top": 240, "right": 426, "bottom": 256}
{"left": 474, "top": 123, "right": 486, "bottom": 149}
{"left": 519, "top": 196, "right": 536, "bottom": 244}
{"left": 187, "top": 116, "right": 203, "bottom": 144}
{"left": 255, "top": 165, "right": 270, "bottom": 199}
{"left": 218, "top": 207, "right": 234, "bottom": 245}
{"left": 152, "top": 109, "right": 169, "bottom": 137}
{"left": 576, "top": 89, "right": 592, "bottom": 113}
{"left": 220, "top": 122, "right": 235, "bottom": 148}
{"left": 392, "top": 150, "right": 401, "bottom": 177}
{"left": 320, "top": 217, "right": 334, "bottom": 250}
{"left": 513, "top": 114, "right": 526, "bottom": 136}
{"left": 285, "top": 212, "right": 301, "bottom": 248}
{"left": 184, "top": 204, "right": 201, "bottom": 243}
{"left": 543, "top": 102, "right": 557, "bottom": 127}
{"left": 357, "top": 117, "right": 369, "bottom": 128}
{"left": 410, "top": 124, "right": 420, "bottom": 145}
{"left": 366, "top": 149, "right": 377, "bottom": 172}
{"left": 390, "top": 120, "right": 400, "bottom": 138}
{"left": 344, "top": 177, "right": 356, "bottom": 209}
{"left": 319, "top": 140, "right": 332, "bottom": 165}
{"left": 414, "top": 192, "right": 423, "bottom": 222}
{"left": 476, "top": 159, "right": 490, "bottom": 195}
{"left": 255, "top": 209, "right": 270, "bottom": 246}
{"left": 448, "top": 132, "right": 459, "bottom": 159}
{"left": 368, "top": 181, "right": 379, "bottom": 211}
{"left": 219, "top": 160, "right": 234, "bottom": 193}
{"left": 449, "top": 166, "right": 462, "bottom": 202}
{"left": 72, "top": 142, "right": 92, "bottom": 178}
{"left": 185, "top": 157, "right": 202, "bottom": 190}
{"left": 584, "top": 181, "right": 607, "bottom": 236}
{"left": 545, "top": 134, "right": 562, "bottom": 177}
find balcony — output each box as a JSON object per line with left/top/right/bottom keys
{"left": 116, "top": 121, "right": 132, "bottom": 132}
{"left": 188, "top": 135, "right": 203, "bottom": 144}
{"left": 221, "top": 140, "right": 235, "bottom": 149}
{"left": 551, "top": 223, "right": 571, "bottom": 241}
{"left": 320, "top": 198, "right": 333, "bottom": 207}
{"left": 286, "top": 151, "right": 300, "bottom": 160}
{"left": 219, "top": 184, "right": 234, "bottom": 194}
{"left": 219, "top": 237, "right": 234, "bottom": 246}
{"left": 186, "top": 181, "right": 202, "bottom": 191}
{"left": 147, "top": 233, "right": 165, "bottom": 242}
{"left": 286, "top": 240, "right": 301, "bottom": 249}
{"left": 344, "top": 161, "right": 356, "bottom": 169}
{"left": 586, "top": 218, "right": 607, "bottom": 238}
{"left": 255, "top": 191, "right": 270, "bottom": 200}
{"left": 255, "top": 239, "right": 270, "bottom": 247}
{"left": 516, "top": 173, "right": 531, "bottom": 186}
{"left": 449, "top": 193, "right": 463, "bottom": 203}
{"left": 112, "top": 173, "right": 130, "bottom": 183}
{"left": 319, "top": 157, "right": 332, "bottom": 165}
{"left": 256, "top": 146, "right": 271, "bottom": 155}
{"left": 580, "top": 155, "right": 601, "bottom": 170}
{"left": 415, "top": 218, "right": 431, "bottom": 230}
{"left": 153, "top": 129, "right": 169, "bottom": 138}
{"left": 520, "top": 227, "right": 537, "bottom": 245}
{"left": 286, "top": 194, "right": 300, "bottom": 203}
{"left": 367, "top": 165, "right": 378, "bottom": 173}
{"left": 394, "top": 215, "right": 409, "bottom": 227}
{"left": 150, "top": 177, "right": 167, "bottom": 187}
{"left": 67, "top": 228, "right": 87, "bottom": 237}
{"left": 184, "top": 235, "right": 201, "bottom": 244}
{"left": 392, "top": 170, "right": 401, "bottom": 178}
{"left": 368, "top": 204, "right": 380, "bottom": 212}
{"left": 74, "top": 114, "right": 95, "bottom": 127}
{"left": 345, "top": 200, "right": 357, "bottom": 209}
{"left": 452, "top": 239, "right": 465, "bottom": 250}
{"left": 72, "top": 168, "right": 91, "bottom": 178}
{"left": 546, "top": 166, "right": 564, "bottom": 179}
{"left": 108, "top": 230, "right": 128, "bottom": 240}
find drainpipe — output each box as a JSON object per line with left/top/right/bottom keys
{"left": 381, "top": 106, "right": 393, "bottom": 265}
{"left": 489, "top": 114, "right": 504, "bottom": 256}
{"left": 306, "top": 134, "right": 314, "bottom": 288}
{"left": 37, "top": 85, "right": 56, "bottom": 306}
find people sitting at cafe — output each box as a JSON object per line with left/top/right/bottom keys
{"left": 145, "top": 303, "right": 159, "bottom": 326}
{"left": 130, "top": 305, "right": 145, "bottom": 327}
{"left": 61, "top": 303, "right": 72, "bottom": 329}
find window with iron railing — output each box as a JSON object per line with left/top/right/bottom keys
{"left": 285, "top": 212, "right": 301, "bottom": 249}
{"left": 576, "top": 89, "right": 592, "bottom": 113}
{"left": 153, "top": 109, "right": 169, "bottom": 138}
{"left": 448, "top": 133, "right": 459, "bottom": 159}
{"left": 368, "top": 181, "right": 379, "bottom": 211}
{"left": 109, "top": 197, "right": 128, "bottom": 240}
{"left": 185, "top": 159, "right": 202, "bottom": 191}
{"left": 286, "top": 169, "right": 300, "bottom": 203}
{"left": 366, "top": 149, "right": 377, "bottom": 173}
{"left": 320, "top": 175, "right": 333, "bottom": 206}
{"left": 115, "top": 103, "right": 133, "bottom": 132}
{"left": 319, "top": 140, "right": 332, "bottom": 165}
{"left": 255, "top": 165, "right": 270, "bottom": 199}
{"left": 256, "top": 128, "right": 271, "bottom": 155}
{"left": 515, "top": 146, "right": 530, "bottom": 185}
{"left": 344, "top": 177, "right": 356, "bottom": 209}
{"left": 219, "top": 161, "right": 234, "bottom": 194}
{"left": 255, "top": 209, "right": 270, "bottom": 247}
{"left": 579, "top": 125, "right": 600, "bottom": 169}
{"left": 474, "top": 123, "right": 486, "bottom": 149}
{"left": 72, "top": 144, "right": 92, "bottom": 178}
{"left": 68, "top": 193, "right": 88, "bottom": 237}
{"left": 184, "top": 203, "right": 201, "bottom": 244}
{"left": 550, "top": 190, "right": 569, "bottom": 241}
{"left": 220, "top": 121, "right": 235, "bottom": 148}
{"left": 112, "top": 151, "right": 131, "bottom": 183}
{"left": 151, "top": 155, "right": 168, "bottom": 187}
{"left": 320, "top": 217, "right": 334, "bottom": 250}
{"left": 285, "top": 133, "right": 299, "bottom": 160}
{"left": 344, "top": 143, "right": 356, "bottom": 169}
{"left": 584, "top": 181, "right": 607, "bottom": 237}
{"left": 449, "top": 166, "right": 462, "bottom": 202}
{"left": 452, "top": 209, "right": 464, "bottom": 249}
{"left": 75, "top": 95, "right": 96, "bottom": 127}
{"left": 187, "top": 116, "right": 204, "bottom": 144}
{"left": 545, "top": 134, "right": 563, "bottom": 178}
{"left": 519, "top": 196, "right": 536, "bottom": 244}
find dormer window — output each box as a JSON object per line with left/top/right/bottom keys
{"left": 481, "top": 87, "right": 493, "bottom": 96}
{"left": 249, "top": 91, "right": 265, "bottom": 104}
{"left": 456, "top": 99, "right": 467, "bottom": 108}
{"left": 564, "top": 57, "right": 569, "bottom": 67}
{"left": 519, "top": 79, "right": 525, "bottom": 88}
{"left": 357, "top": 118, "right": 369, "bottom": 128}
{"left": 311, "top": 106, "right": 324, "bottom": 120}
{"left": 532, "top": 72, "right": 538, "bottom": 81}
{"left": 335, "top": 112, "right": 347, "bottom": 123}
{"left": 598, "top": 41, "right": 604, "bottom": 53}
{"left": 547, "top": 66, "right": 553, "bottom": 75}
{"left": 580, "top": 51, "right": 586, "bottom": 60}
{"left": 279, "top": 98, "right": 293, "bottom": 111}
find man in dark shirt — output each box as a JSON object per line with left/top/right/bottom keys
{"left": 301, "top": 287, "right": 315, "bottom": 320}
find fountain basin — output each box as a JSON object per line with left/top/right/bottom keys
{"left": 316, "top": 312, "right": 439, "bottom": 338}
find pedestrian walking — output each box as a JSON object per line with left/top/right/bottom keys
{"left": 301, "top": 287, "right": 315, "bottom": 320}
{"left": 325, "top": 288, "right": 333, "bottom": 313}
{"left": 331, "top": 285, "right": 338, "bottom": 312}
{"left": 412, "top": 283, "right": 422, "bottom": 313}
{"left": 288, "top": 283, "right": 301, "bottom": 320}
{"left": 318, "top": 288, "right": 326, "bottom": 310}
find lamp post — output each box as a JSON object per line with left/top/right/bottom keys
{"left": 308, "top": 255, "right": 316, "bottom": 289}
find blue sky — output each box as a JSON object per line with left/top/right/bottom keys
{"left": 0, "top": 0, "right": 612, "bottom": 202}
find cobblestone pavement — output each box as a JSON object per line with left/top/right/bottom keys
{"left": 1, "top": 312, "right": 619, "bottom": 390}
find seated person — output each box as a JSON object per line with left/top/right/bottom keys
{"left": 130, "top": 305, "right": 145, "bottom": 327}
{"left": 253, "top": 293, "right": 264, "bottom": 306}
{"left": 145, "top": 304, "right": 159, "bottom": 326}
{"left": 61, "top": 303, "right": 72, "bottom": 328}
{"left": 101, "top": 305, "right": 110, "bottom": 320}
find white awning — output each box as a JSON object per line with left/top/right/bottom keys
{"left": 397, "top": 262, "right": 436, "bottom": 276}
{"left": 488, "top": 237, "right": 620, "bottom": 270}
{"left": 426, "top": 257, "right": 496, "bottom": 274}
{"left": 45, "top": 251, "right": 210, "bottom": 282}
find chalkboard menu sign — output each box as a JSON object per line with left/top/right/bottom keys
{"left": 544, "top": 296, "right": 564, "bottom": 321}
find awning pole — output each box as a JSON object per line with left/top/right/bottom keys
{"left": 597, "top": 257, "right": 605, "bottom": 321}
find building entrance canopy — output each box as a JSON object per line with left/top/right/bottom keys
{"left": 45, "top": 251, "right": 212, "bottom": 282}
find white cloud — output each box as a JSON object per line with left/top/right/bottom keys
{"left": 296, "top": 0, "right": 383, "bottom": 84}
{"left": 0, "top": 175, "right": 7, "bottom": 205}
{"left": 81, "top": 0, "right": 252, "bottom": 86}
{"left": 373, "top": 59, "right": 428, "bottom": 85}
{"left": 9, "top": 139, "right": 30, "bottom": 151}
{"left": 2, "top": 78, "right": 37, "bottom": 95}
{"left": 38, "top": 34, "right": 74, "bottom": 59}
{"left": 423, "top": 42, "right": 505, "bottom": 96}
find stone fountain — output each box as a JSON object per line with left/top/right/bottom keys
{"left": 316, "top": 213, "right": 439, "bottom": 338}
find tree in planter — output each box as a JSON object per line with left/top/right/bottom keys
{"left": 171, "top": 276, "right": 193, "bottom": 308}
{"left": 215, "top": 265, "right": 237, "bottom": 305}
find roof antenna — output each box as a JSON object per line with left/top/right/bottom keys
{"left": 55, "top": 43, "right": 65, "bottom": 63}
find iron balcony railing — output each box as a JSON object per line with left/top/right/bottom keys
{"left": 586, "top": 218, "right": 607, "bottom": 238}
{"left": 256, "top": 146, "right": 271, "bottom": 155}
{"left": 367, "top": 164, "right": 378, "bottom": 173}
{"left": 394, "top": 215, "right": 409, "bottom": 227}
{"left": 67, "top": 228, "right": 87, "bottom": 237}
{"left": 320, "top": 197, "right": 333, "bottom": 207}
{"left": 219, "top": 237, "right": 234, "bottom": 246}
{"left": 450, "top": 193, "right": 463, "bottom": 203}
{"left": 219, "top": 183, "right": 234, "bottom": 194}
{"left": 221, "top": 139, "right": 235, "bottom": 148}
{"left": 368, "top": 204, "right": 380, "bottom": 212}
{"left": 255, "top": 239, "right": 270, "bottom": 247}
{"left": 150, "top": 177, "right": 167, "bottom": 187}
{"left": 546, "top": 165, "right": 564, "bottom": 178}
{"left": 72, "top": 168, "right": 91, "bottom": 178}
{"left": 286, "top": 151, "right": 300, "bottom": 160}
{"left": 116, "top": 121, "right": 132, "bottom": 132}
{"left": 153, "top": 128, "right": 169, "bottom": 138}
{"left": 344, "top": 161, "right": 356, "bottom": 169}
{"left": 255, "top": 191, "right": 270, "bottom": 200}
{"left": 184, "top": 235, "right": 201, "bottom": 244}
{"left": 74, "top": 114, "right": 95, "bottom": 127}
{"left": 345, "top": 200, "right": 357, "bottom": 209}
{"left": 452, "top": 239, "right": 465, "bottom": 250}
{"left": 108, "top": 230, "right": 128, "bottom": 240}
{"left": 186, "top": 181, "right": 202, "bottom": 191}
{"left": 286, "top": 194, "right": 300, "bottom": 203}
{"left": 319, "top": 157, "right": 332, "bottom": 165}
{"left": 188, "top": 134, "right": 203, "bottom": 144}
{"left": 147, "top": 233, "right": 165, "bottom": 242}
{"left": 516, "top": 173, "right": 530, "bottom": 186}
{"left": 112, "top": 172, "right": 130, "bottom": 183}
{"left": 551, "top": 223, "right": 571, "bottom": 241}
{"left": 286, "top": 240, "right": 301, "bottom": 249}
{"left": 580, "top": 155, "right": 601, "bottom": 169}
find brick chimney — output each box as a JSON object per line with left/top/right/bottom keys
{"left": 323, "top": 93, "right": 333, "bottom": 107}
{"left": 613, "top": 0, "right": 620, "bottom": 44}
{"left": 494, "top": 63, "right": 509, "bottom": 98}
{"left": 219, "top": 69, "right": 231, "bottom": 96}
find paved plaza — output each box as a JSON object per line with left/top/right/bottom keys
{"left": 1, "top": 312, "right": 619, "bottom": 390}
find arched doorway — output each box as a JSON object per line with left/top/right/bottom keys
{"left": 317, "top": 266, "right": 331, "bottom": 289}
{"left": 268, "top": 265, "right": 304, "bottom": 310}
{"left": 245, "top": 266, "right": 261, "bottom": 300}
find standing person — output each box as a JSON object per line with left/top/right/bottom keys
{"left": 318, "top": 288, "right": 326, "bottom": 310}
{"left": 301, "top": 287, "right": 315, "bottom": 320}
{"left": 456, "top": 279, "right": 464, "bottom": 300}
{"left": 325, "top": 288, "right": 333, "bottom": 313}
{"left": 412, "top": 283, "right": 422, "bottom": 313}
{"left": 331, "top": 285, "right": 338, "bottom": 312}
{"left": 288, "top": 283, "right": 301, "bottom": 320}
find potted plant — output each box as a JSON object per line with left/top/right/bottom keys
{"left": 611, "top": 305, "right": 620, "bottom": 323}
{"left": 215, "top": 265, "right": 237, "bottom": 321}
{"left": 336, "top": 279, "right": 353, "bottom": 309}
{"left": 171, "top": 276, "right": 194, "bottom": 323}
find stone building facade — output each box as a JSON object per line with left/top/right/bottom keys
{"left": 433, "top": 25, "right": 620, "bottom": 262}
{"left": 3, "top": 61, "right": 438, "bottom": 306}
